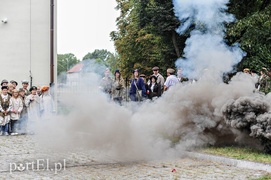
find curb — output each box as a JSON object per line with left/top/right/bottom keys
{"left": 185, "top": 151, "right": 271, "bottom": 173}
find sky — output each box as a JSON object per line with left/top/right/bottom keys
{"left": 57, "top": 0, "right": 119, "bottom": 60}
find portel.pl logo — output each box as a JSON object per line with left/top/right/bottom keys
{"left": 10, "top": 159, "right": 66, "bottom": 174}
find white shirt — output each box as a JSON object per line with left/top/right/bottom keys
{"left": 164, "top": 75, "right": 179, "bottom": 89}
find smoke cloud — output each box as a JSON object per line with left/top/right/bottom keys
{"left": 173, "top": 0, "right": 245, "bottom": 80}
{"left": 30, "top": 0, "right": 271, "bottom": 164}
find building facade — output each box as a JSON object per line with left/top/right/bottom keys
{"left": 0, "top": 0, "right": 57, "bottom": 88}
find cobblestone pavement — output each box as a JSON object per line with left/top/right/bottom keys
{"left": 0, "top": 135, "right": 270, "bottom": 179}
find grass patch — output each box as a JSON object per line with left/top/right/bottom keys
{"left": 198, "top": 146, "right": 271, "bottom": 164}
{"left": 253, "top": 175, "right": 271, "bottom": 180}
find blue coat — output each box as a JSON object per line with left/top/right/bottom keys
{"left": 129, "top": 78, "right": 146, "bottom": 97}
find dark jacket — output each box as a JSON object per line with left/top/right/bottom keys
{"left": 129, "top": 78, "right": 146, "bottom": 97}
{"left": 147, "top": 82, "right": 161, "bottom": 99}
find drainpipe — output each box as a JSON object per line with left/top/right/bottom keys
{"left": 50, "top": 0, "right": 54, "bottom": 87}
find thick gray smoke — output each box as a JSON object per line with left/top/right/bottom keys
{"left": 173, "top": 0, "right": 245, "bottom": 80}
{"left": 222, "top": 95, "right": 270, "bottom": 129}
{"left": 30, "top": 0, "right": 271, "bottom": 163}
{"left": 222, "top": 92, "right": 271, "bottom": 153}
{"left": 33, "top": 71, "right": 264, "bottom": 161}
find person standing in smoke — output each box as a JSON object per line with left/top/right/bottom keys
{"left": 147, "top": 75, "right": 161, "bottom": 100}
{"left": 25, "top": 86, "right": 41, "bottom": 133}
{"left": 164, "top": 68, "right": 179, "bottom": 91}
{"left": 177, "top": 68, "right": 189, "bottom": 83}
{"left": 257, "top": 67, "right": 271, "bottom": 94}
{"left": 243, "top": 68, "right": 251, "bottom": 74}
{"left": 99, "top": 68, "right": 113, "bottom": 96}
{"left": 40, "top": 86, "right": 55, "bottom": 120}
{"left": 150, "top": 66, "right": 165, "bottom": 93}
{"left": 111, "top": 70, "right": 125, "bottom": 105}
{"left": 129, "top": 69, "right": 146, "bottom": 101}
{"left": 0, "top": 86, "right": 12, "bottom": 136}
{"left": 10, "top": 89, "right": 23, "bottom": 135}
{"left": 36, "top": 86, "right": 42, "bottom": 96}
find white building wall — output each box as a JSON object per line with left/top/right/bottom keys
{"left": 0, "top": 0, "right": 56, "bottom": 88}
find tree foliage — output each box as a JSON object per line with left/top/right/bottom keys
{"left": 111, "top": 0, "right": 184, "bottom": 79}
{"left": 57, "top": 53, "right": 80, "bottom": 75}
{"left": 227, "top": 0, "right": 271, "bottom": 72}
{"left": 82, "top": 49, "right": 119, "bottom": 73}
{"left": 112, "top": 0, "right": 271, "bottom": 77}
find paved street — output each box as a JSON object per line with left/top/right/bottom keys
{"left": 0, "top": 135, "right": 270, "bottom": 179}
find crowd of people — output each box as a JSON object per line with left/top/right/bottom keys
{"left": 0, "top": 80, "right": 54, "bottom": 136}
{"left": 1, "top": 66, "right": 267, "bottom": 135}
{"left": 99, "top": 66, "right": 271, "bottom": 105}
{"left": 243, "top": 67, "right": 271, "bottom": 94}
{"left": 99, "top": 66, "right": 187, "bottom": 105}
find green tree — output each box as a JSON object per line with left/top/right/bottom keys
{"left": 227, "top": 0, "right": 271, "bottom": 71}
{"left": 111, "top": 0, "right": 184, "bottom": 79}
{"left": 82, "top": 49, "right": 119, "bottom": 72}
{"left": 57, "top": 53, "right": 80, "bottom": 75}
{"left": 112, "top": 0, "right": 271, "bottom": 77}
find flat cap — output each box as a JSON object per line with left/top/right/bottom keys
{"left": 152, "top": 66, "right": 159, "bottom": 71}
{"left": 167, "top": 68, "right": 175, "bottom": 74}
{"left": 21, "top": 80, "right": 29, "bottom": 84}
{"left": 10, "top": 80, "right": 18, "bottom": 86}
{"left": 1, "top": 79, "right": 8, "bottom": 86}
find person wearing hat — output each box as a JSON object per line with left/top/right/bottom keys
{"left": 0, "top": 86, "right": 12, "bottom": 136}
{"left": 111, "top": 70, "right": 125, "bottom": 105}
{"left": 147, "top": 75, "right": 161, "bottom": 100}
{"left": 21, "top": 80, "right": 30, "bottom": 96}
{"left": 129, "top": 69, "right": 146, "bottom": 101}
{"left": 25, "top": 86, "right": 41, "bottom": 132}
{"left": 40, "top": 86, "right": 55, "bottom": 120}
{"left": 243, "top": 68, "right": 250, "bottom": 74}
{"left": 150, "top": 67, "right": 165, "bottom": 93}
{"left": 257, "top": 68, "right": 271, "bottom": 94}
{"left": 1, "top": 79, "right": 8, "bottom": 87}
{"left": 10, "top": 80, "right": 18, "bottom": 89}
{"left": 164, "top": 68, "right": 179, "bottom": 91}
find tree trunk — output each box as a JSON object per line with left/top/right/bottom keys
{"left": 172, "top": 31, "right": 181, "bottom": 58}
